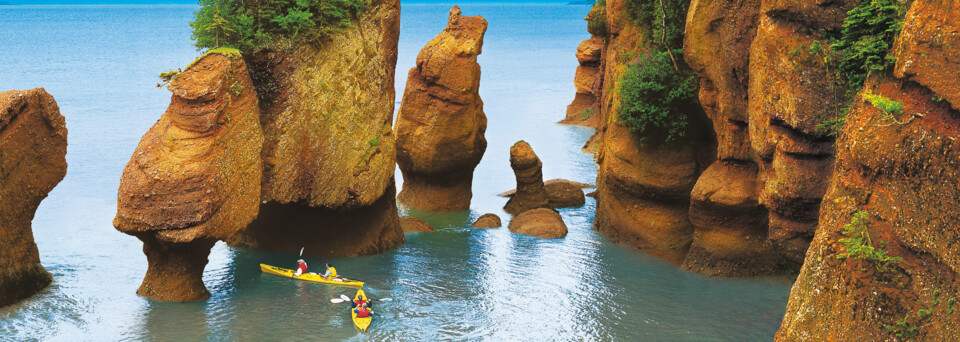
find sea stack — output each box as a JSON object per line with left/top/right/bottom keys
{"left": 114, "top": 51, "right": 264, "bottom": 302}
{"left": 562, "top": 35, "right": 603, "bottom": 126}
{"left": 0, "top": 88, "right": 67, "bottom": 307}
{"left": 227, "top": 0, "right": 405, "bottom": 257}
{"left": 395, "top": 6, "right": 488, "bottom": 212}
{"left": 504, "top": 141, "right": 550, "bottom": 215}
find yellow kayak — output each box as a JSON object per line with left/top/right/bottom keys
{"left": 352, "top": 289, "right": 373, "bottom": 332}
{"left": 259, "top": 264, "right": 364, "bottom": 288}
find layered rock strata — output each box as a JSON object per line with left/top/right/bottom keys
{"left": 503, "top": 141, "right": 550, "bottom": 215}
{"left": 779, "top": 0, "right": 960, "bottom": 339}
{"left": 395, "top": 6, "right": 488, "bottom": 212}
{"left": 400, "top": 216, "right": 436, "bottom": 233}
{"left": 562, "top": 36, "right": 603, "bottom": 126}
{"left": 228, "top": 0, "right": 405, "bottom": 257}
{"left": 114, "top": 52, "right": 263, "bottom": 302}
{"left": 0, "top": 88, "right": 67, "bottom": 307}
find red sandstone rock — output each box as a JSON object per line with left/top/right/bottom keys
{"left": 471, "top": 213, "right": 502, "bottom": 228}
{"left": 228, "top": 0, "right": 405, "bottom": 257}
{"left": 504, "top": 141, "right": 550, "bottom": 215}
{"left": 0, "top": 88, "right": 66, "bottom": 307}
{"left": 114, "top": 52, "right": 263, "bottom": 302}
{"left": 508, "top": 208, "right": 568, "bottom": 239}
{"left": 394, "top": 6, "right": 488, "bottom": 212}
{"left": 563, "top": 36, "right": 603, "bottom": 126}
{"left": 400, "top": 216, "right": 436, "bottom": 233}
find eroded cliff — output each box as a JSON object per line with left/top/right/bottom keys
{"left": 0, "top": 88, "right": 67, "bottom": 307}
{"left": 226, "top": 0, "right": 405, "bottom": 257}
{"left": 778, "top": 0, "right": 960, "bottom": 339}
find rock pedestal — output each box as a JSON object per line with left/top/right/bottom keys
{"left": 0, "top": 88, "right": 67, "bottom": 307}
{"left": 562, "top": 36, "right": 603, "bottom": 126}
{"left": 395, "top": 6, "right": 488, "bottom": 212}
{"left": 114, "top": 52, "right": 263, "bottom": 302}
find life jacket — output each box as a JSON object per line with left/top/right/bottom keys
{"left": 355, "top": 308, "right": 370, "bottom": 318}
{"left": 296, "top": 264, "right": 307, "bottom": 274}
{"left": 355, "top": 299, "right": 367, "bottom": 307}
{"left": 327, "top": 267, "right": 337, "bottom": 278}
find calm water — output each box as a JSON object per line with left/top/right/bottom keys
{"left": 0, "top": 4, "right": 791, "bottom": 341}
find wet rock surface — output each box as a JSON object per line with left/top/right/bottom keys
{"left": 400, "top": 216, "right": 437, "bottom": 233}
{"left": 503, "top": 141, "right": 550, "bottom": 215}
{"left": 508, "top": 208, "right": 568, "bottom": 239}
{"left": 471, "top": 213, "right": 502, "bottom": 228}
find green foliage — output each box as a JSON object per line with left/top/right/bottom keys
{"left": 617, "top": 49, "right": 698, "bottom": 142}
{"left": 833, "top": 0, "right": 906, "bottom": 92}
{"left": 229, "top": 81, "right": 244, "bottom": 96}
{"left": 886, "top": 313, "right": 919, "bottom": 338}
{"left": 577, "top": 108, "right": 596, "bottom": 119}
{"left": 885, "top": 290, "right": 956, "bottom": 339}
{"left": 836, "top": 210, "right": 903, "bottom": 272}
{"left": 864, "top": 92, "right": 903, "bottom": 115}
{"left": 159, "top": 69, "right": 181, "bottom": 83}
{"left": 191, "top": 0, "right": 371, "bottom": 54}
{"left": 625, "top": 0, "right": 689, "bottom": 50}
{"left": 587, "top": 0, "right": 607, "bottom": 37}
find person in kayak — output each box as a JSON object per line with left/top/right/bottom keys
{"left": 293, "top": 259, "right": 307, "bottom": 276}
{"left": 323, "top": 263, "right": 337, "bottom": 279}
{"left": 354, "top": 296, "right": 372, "bottom": 308}
{"left": 353, "top": 303, "right": 374, "bottom": 318}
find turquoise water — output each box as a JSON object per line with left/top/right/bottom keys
{"left": 0, "top": 4, "right": 792, "bottom": 341}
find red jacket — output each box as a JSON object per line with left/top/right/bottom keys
{"left": 355, "top": 308, "right": 371, "bottom": 318}
{"left": 296, "top": 264, "right": 307, "bottom": 274}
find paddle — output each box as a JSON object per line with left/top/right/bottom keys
{"left": 330, "top": 294, "right": 392, "bottom": 303}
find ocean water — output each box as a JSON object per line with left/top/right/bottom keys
{"left": 0, "top": 4, "right": 792, "bottom": 341}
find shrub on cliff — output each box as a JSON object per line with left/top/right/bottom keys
{"left": 191, "top": 0, "right": 370, "bottom": 53}
{"left": 833, "top": 0, "right": 905, "bottom": 92}
{"left": 617, "top": 49, "right": 698, "bottom": 142}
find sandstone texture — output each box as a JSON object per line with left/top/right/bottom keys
{"left": 228, "top": 0, "right": 405, "bottom": 257}
{"left": 508, "top": 208, "right": 568, "bottom": 239}
{"left": 400, "top": 216, "right": 436, "bottom": 233}
{"left": 544, "top": 179, "right": 586, "bottom": 208}
{"left": 0, "top": 88, "right": 67, "bottom": 307}
{"left": 562, "top": 36, "right": 603, "bottom": 127}
{"left": 114, "top": 52, "right": 263, "bottom": 302}
{"left": 503, "top": 141, "right": 550, "bottom": 215}
{"left": 395, "top": 6, "right": 488, "bottom": 212}
{"left": 779, "top": 0, "right": 960, "bottom": 339}
{"left": 471, "top": 213, "right": 502, "bottom": 228}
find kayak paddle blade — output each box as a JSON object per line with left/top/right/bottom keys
{"left": 331, "top": 298, "right": 345, "bottom": 304}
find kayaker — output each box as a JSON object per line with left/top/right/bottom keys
{"left": 323, "top": 263, "right": 337, "bottom": 279}
{"left": 293, "top": 259, "right": 307, "bottom": 276}
{"left": 353, "top": 303, "right": 374, "bottom": 318}
{"left": 354, "top": 296, "right": 371, "bottom": 308}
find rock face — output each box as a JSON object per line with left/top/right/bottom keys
{"left": 394, "top": 6, "right": 488, "bottom": 212}
{"left": 681, "top": 0, "right": 773, "bottom": 276}
{"left": 748, "top": 0, "right": 855, "bottom": 269}
{"left": 114, "top": 52, "right": 263, "bottom": 302}
{"left": 399, "top": 216, "right": 436, "bottom": 233}
{"left": 471, "top": 213, "right": 502, "bottom": 228}
{"left": 562, "top": 36, "right": 603, "bottom": 126}
{"left": 544, "top": 179, "right": 586, "bottom": 208}
{"left": 503, "top": 141, "right": 550, "bottom": 215}
{"left": 0, "top": 88, "right": 67, "bottom": 307}
{"left": 228, "top": 0, "right": 405, "bottom": 257}
{"left": 779, "top": 1, "right": 960, "bottom": 339}
{"left": 508, "top": 208, "right": 568, "bottom": 239}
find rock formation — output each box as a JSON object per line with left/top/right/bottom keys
{"left": 779, "top": 1, "right": 960, "bottom": 339}
{"left": 503, "top": 141, "right": 550, "bottom": 214}
{"left": 747, "top": 0, "right": 854, "bottom": 269}
{"left": 471, "top": 213, "right": 502, "bottom": 228}
{"left": 114, "top": 52, "right": 263, "bottom": 302}
{"left": 508, "top": 208, "right": 568, "bottom": 239}
{"left": 500, "top": 179, "right": 591, "bottom": 208}
{"left": 0, "top": 88, "right": 67, "bottom": 307}
{"left": 394, "top": 6, "right": 488, "bottom": 212}
{"left": 562, "top": 36, "right": 603, "bottom": 126}
{"left": 400, "top": 216, "right": 436, "bottom": 233}
{"left": 227, "top": 0, "right": 405, "bottom": 257}
{"left": 681, "top": 0, "right": 774, "bottom": 275}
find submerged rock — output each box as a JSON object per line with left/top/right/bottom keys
{"left": 471, "top": 213, "right": 502, "bottom": 228}
{"left": 0, "top": 88, "right": 67, "bottom": 307}
{"left": 508, "top": 208, "right": 568, "bottom": 239}
{"left": 400, "top": 216, "right": 436, "bottom": 233}
{"left": 114, "top": 52, "right": 263, "bottom": 302}
{"left": 503, "top": 141, "right": 550, "bottom": 215}
{"left": 228, "top": 0, "right": 405, "bottom": 257}
{"left": 394, "top": 6, "right": 488, "bottom": 212}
